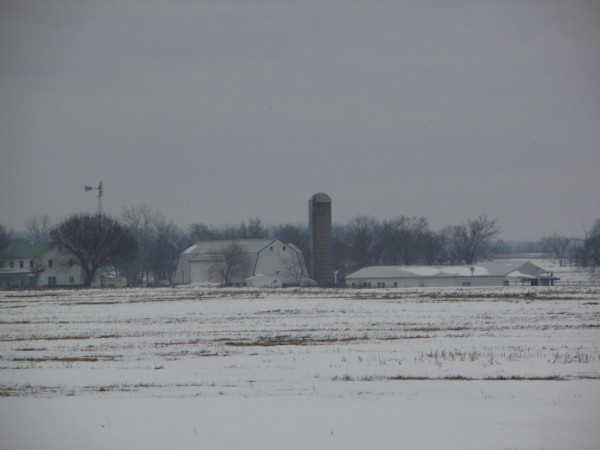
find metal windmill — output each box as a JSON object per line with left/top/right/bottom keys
{"left": 85, "top": 181, "right": 103, "bottom": 215}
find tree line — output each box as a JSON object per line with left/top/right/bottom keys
{"left": 1, "top": 207, "right": 599, "bottom": 287}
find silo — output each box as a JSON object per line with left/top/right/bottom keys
{"left": 309, "top": 192, "right": 332, "bottom": 286}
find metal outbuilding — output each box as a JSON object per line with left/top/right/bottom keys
{"left": 345, "top": 261, "right": 559, "bottom": 288}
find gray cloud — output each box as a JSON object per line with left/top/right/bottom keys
{"left": 1, "top": 0, "right": 599, "bottom": 239}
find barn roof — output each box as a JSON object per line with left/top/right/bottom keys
{"left": 183, "top": 239, "right": 279, "bottom": 256}
{"left": 346, "top": 261, "right": 550, "bottom": 279}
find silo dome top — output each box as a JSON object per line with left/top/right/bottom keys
{"left": 310, "top": 192, "right": 331, "bottom": 203}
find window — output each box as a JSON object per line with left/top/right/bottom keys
{"left": 69, "top": 259, "right": 74, "bottom": 267}
{"left": 69, "top": 276, "right": 75, "bottom": 284}
{"left": 19, "top": 260, "right": 24, "bottom": 268}
{"left": 393, "top": 282, "right": 398, "bottom": 288}
{"left": 351, "top": 282, "right": 356, "bottom": 288}
{"left": 0, "top": 261, "right": 3, "bottom": 268}
{"left": 283, "top": 246, "right": 286, "bottom": 251}
{"left": 48, "top": 259, "right": 53, "bottom": 268}
{"left": 382, "top": 281, "right": 386, "bottom": 288}
{"left": 270, "top": 246, "right": 273, "bottom": 251}
{"left": 462, "top": 281, "right": 471, "bottom": 287}
{"left": 48, "top": 276, "right": 57, "bottom": 286}
{"left": 9, "top": 261, "right": 14, "bottom": 268}
{"left": 30, "top": 260, "right": 33, "bottom": 268}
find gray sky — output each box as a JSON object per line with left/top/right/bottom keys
{"left": 1, "top": 0, "right": 599, "bottom": 240}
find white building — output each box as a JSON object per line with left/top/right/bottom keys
{"left": 173, "top": 239, "right": 308, "bottom": 286}
{"left": 345, "top": 261, "right": 558, "bottom": 288}
{"left": 246, "top": 274, "right": 282, "bottom": 288}
{"left": 0, "top": 242, "right": 128, "bottom": 289}
{"left": 0, "top": 242, "right": 85, "bottom": 288}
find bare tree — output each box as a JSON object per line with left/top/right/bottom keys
{"left": 237, "top": 217, "right": 268, "bottom": 239}
{"left": 29, "top": 258, "right": 46, "bottom": 280}
{"left": 147, "top": 219, "right": 187, "bottom": 284}
{"left": 25, "top": 215, "right": 52, "bottom": 243}
{"left": 541, "top": 234, "right": 573, "bottom": 267}
{"left": 121, "top": 203, "right": 163, "bottom": 286}
{"left": 331, "top": 224, "right": 351, "bottom": 278}
{"left": 51, "top": 213, "right": 137, "bottom": 287}
{"left": 280, "top": 246, "right": 307, "bottom": 285}
{"left": 0, "top": 224, "right": 11, "bottom": 251}
{"left": 378, "top": 216, "right": 431, "bottom": 265}
{"left": 189, "top": 223, "right": 218, "bottom": 242}
{"left": 579, "top": 218, "right": 600, "bottom": 269}
{"left": 207, "top": 242, "right": 251, "bottom": 285}
{"left": 189, "top": 218, "right": 268, "bottom": 242}
{"left": 27, "top": 257, "right": 53, "bottom": 288}
{"left": 345, "top": 215, "right": 379, "bottom": 271}
{"left": 421, "top": 230, "right": 448, "bottom": 265}
{"left": 445, "top": 216, "right": 502, "bottom": 264}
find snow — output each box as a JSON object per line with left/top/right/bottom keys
{"left": 402, "top": 266, "right": 441, "bottom": 276}
{"left": 506, "top": 270, "right": 536, "bottom": 279}
{"left": 183, "top": 244, "right": 197, "bottom": 253}
{"left": 2, "top": 382, "right": 599, "bottom": 450}
{"left": 406, "top": 266, "right": 489, "bottom": 276}
{"left": 1, "top": 285, "right": 599, "bottom": 449}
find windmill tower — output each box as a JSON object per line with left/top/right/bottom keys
{"left": 85, "top": 181, "right": 103, "bottom": 215}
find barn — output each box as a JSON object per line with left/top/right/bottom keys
{"left": 173, "top": 239, "right": 307, "bottom": 286}
{"left": 345, "top": 261, "right": 558, "bottom": 288}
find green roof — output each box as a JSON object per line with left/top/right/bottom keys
{"left": 0, "top": 242, "right": 55, "bottom": 259}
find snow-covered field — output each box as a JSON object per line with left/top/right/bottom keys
{"left": 1, "top": 285, "right": 599, "bottom": 449}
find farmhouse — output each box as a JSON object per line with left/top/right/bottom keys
{"left": 0, "top": 242, "right": 128, "bottom": 289}
{"left": 345, "top": 261, "right": 558, "bottom": 288}
{"left": 174, "top": 239, "right": 308, "bottom": 286}
{"left": 0, "top": 242, "right": 84, "bottom": 289}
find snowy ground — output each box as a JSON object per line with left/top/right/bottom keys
{"left": 1, "top": 286, "right": 599, "bottom": 449}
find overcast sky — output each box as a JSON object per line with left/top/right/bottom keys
{"left": 1, "top": 0, "right": 598, "bottom": 240}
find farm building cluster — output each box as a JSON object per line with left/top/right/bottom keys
{"left": 1, "top": 193, "right": 559, "bottom": 289}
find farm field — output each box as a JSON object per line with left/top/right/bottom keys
{"left": 1, "top": 285, "right": 600, "bottom": 449}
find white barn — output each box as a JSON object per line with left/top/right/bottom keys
{"left": 345, "top": 261, "right": 558, "bottom": 288}
{"left": 173, "top": 239, "right": 308, "bottom": 286}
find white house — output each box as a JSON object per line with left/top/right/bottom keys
{"left": 345, "top": 261, "right": 559, "bottom": 288}
{"left": 173, "top": 239, "right": 308, "bottom": 286}
{"left": 0, "top": 242, "right": 85, "bottom": 289}
{"left": 0, "top": 242, "right": 127, "bottom": 289}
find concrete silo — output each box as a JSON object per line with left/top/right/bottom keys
{"left": 309, "top": 192, "right": 332, "bottom": 286}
